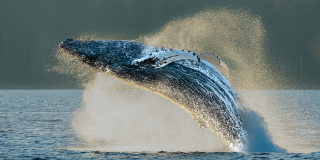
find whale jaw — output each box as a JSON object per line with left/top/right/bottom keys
{"left": 59, "top": 38, "right": 111, "bottom": 72}
{"left": 59, "top": 38, "right": 91, "bottom": 62}
{"left": 59, "top": 38, "right": 82, "bottom": 57}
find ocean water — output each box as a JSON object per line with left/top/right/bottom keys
{"left": 0, "top": 89, "right": 319, "bottom": 159}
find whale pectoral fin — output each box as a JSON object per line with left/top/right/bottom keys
{"left": 132, "top": 49, "right": 201, "bottom": 68}
{"left": 197, "top": 52, "right": 221, "bottom": 65}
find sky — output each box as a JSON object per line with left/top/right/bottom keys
{"left": 0, "top": 0, "right": 319, "bottom": 89}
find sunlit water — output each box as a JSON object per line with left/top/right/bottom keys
{"left": 0, "top": 89, "right": 319, "bottom": 159}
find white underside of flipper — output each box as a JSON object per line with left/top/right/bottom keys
{"left": 132, "top": 49, "right": 204, "bottom": 68}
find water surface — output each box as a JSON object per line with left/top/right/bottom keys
{"left": 0, "top": 90, "right": 319, "bottom": 159}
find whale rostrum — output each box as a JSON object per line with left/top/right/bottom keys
{"left": 59, "top": 39, "right": 247, "bottom": 151}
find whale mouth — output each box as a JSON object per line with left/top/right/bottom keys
{"left": 59, "top": 38, "right": 79, "bottom": 56}
{"left": 59, "top": 38, "right": 73, "bottom": 48}
{"left": 59, "top": 38, "right": 91, "bottom": 62}
{"left": 59, "top": 38, "right": 72, "bottom": 49}
{"left": 59, "top": 38, "right": 110, "bottom": 72}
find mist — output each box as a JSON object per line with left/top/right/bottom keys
{"left": 66, "top": 8, "right": 290, "bottom": 152}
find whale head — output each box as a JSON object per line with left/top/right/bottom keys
{"left": 59, "top": 38, "right": 147, "bottom": 76}
{"left": 59, "top": 38, "right": 206, "bottom": 84}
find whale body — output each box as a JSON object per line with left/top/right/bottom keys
{"left": 59, "top": 38, "right": 247, "bottom": 151}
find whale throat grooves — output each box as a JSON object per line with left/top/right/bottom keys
{"left": 59, "top": 39, "right": 247, "bottom": 151}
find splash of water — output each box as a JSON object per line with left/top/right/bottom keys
{"left": 139, "top": 8, "right": 275, "bottom": 90}
{"left": 139, "top": 8, "right": 285, "bottom": 152}
{"left": 72, "top": 73, "right": 230, "bottom": 152}
{"left": 53, "top": 8, "right": 288, "bottom": 152}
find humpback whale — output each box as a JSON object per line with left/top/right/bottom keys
{"left": 59, "top": 38, "right": 247, "bottom": 151}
